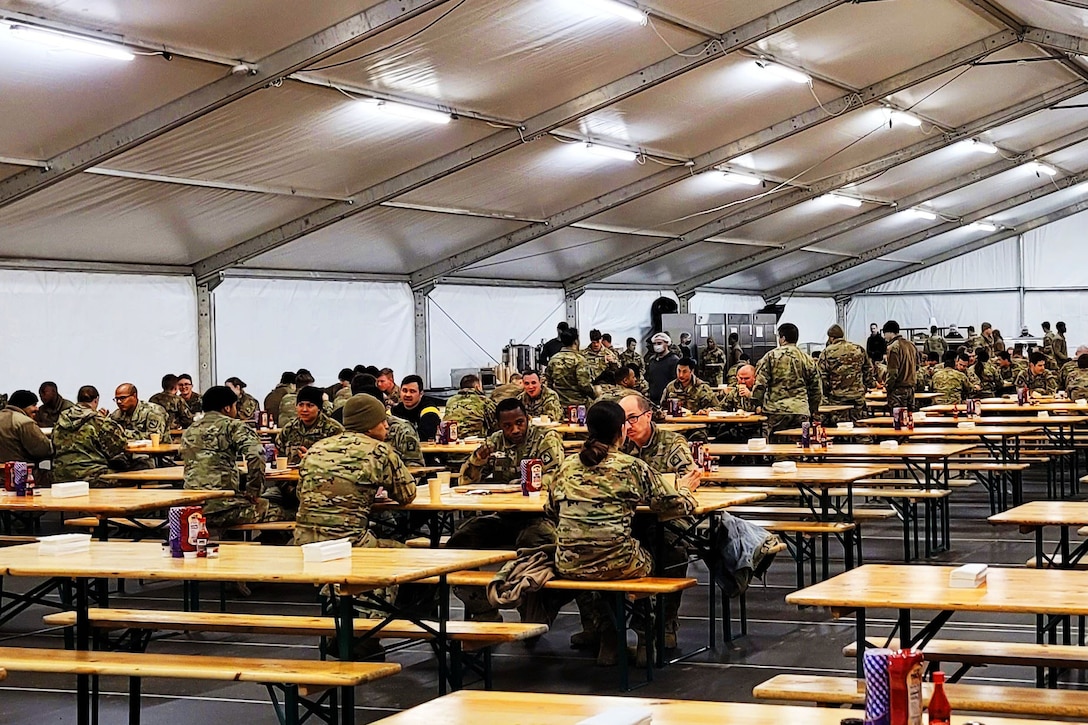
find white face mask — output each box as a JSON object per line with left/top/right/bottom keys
{"left": 653, "top": 343, "right": 666, "bottom": 353}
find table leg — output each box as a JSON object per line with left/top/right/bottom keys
{"left": 438, "top": 574, "right": 449, "bottom": 696}
{"left": 75, "top": 577, "right": 91, "bottom": 725}
{"left": 855, "top": 608, "right": 866, "bottom": 679}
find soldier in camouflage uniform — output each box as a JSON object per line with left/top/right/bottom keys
{"left": 970, "top": 349, "right": 1003, "bottom": 398}
{"left": 618, "top": 394, "right": 702, "bottom": 649}
{"left": 548, "top": 400, "right": 697, "bottom": 666}
{"left": 295, "top": 394, "right": 417, "bottom": 639}
{"left": 618, "top": 338, "right": 645, "bottom": 378}
{"left": 546, "top": 327, "right": 597, "bottom": 407}
{"left": 225, "top": 377, "right": 259, "bottom": 421}
{"left": 275, "top": 386, "right": 344, "bottom": 465}
{"left": 1041, "top": 322, "right": 1058, "bottom": 370}
{"left": 181, "top": 386, "right": 272, "bottom": 536}
{"left": 1015, "top": 352, "right": 1058, "bottom": 395}
{"left": 149, "top": 374, "right": 195, "bottom": 432}
{"left": 660, "top": 359, "right": 721, "bottom": 413}
{"left": 449, "top": 398, "right": 565, "bottom": 622}
{"left": 751, "top": 324, "right": 822, "bottom": 438}
{"left": 923, "top": 326, "right": 948, "bottom": 359}
{"left": 593, "top": 368, "right": 642, "bottom": 404}
{"left": 583, "top": 329, "right": 619, "bottom": 383}
{"left": 177, "top": 374, "right": 203, "bottom": 417}
{"left": 720, "top": 365, "right": 758, "bottom": 412}
{"left": 699, "top": 338, "right": 727, "bottom": 387}
{"left": 35, "top": 382, "right": 75, "bottom": 429}
{"left": 52, "top": 385, "right": 134, "bottom": 487}
{"left": 1055, "top": 321, "right": 1071, "bottom": 369}
{"left": 1064, "top": 355, "right": 1088, "bottom": 401}
{"left": 930, "top": 354, "right": 973, "bottom": 405}
{"left": 725, "top": 353, "right": 751, "bottom": 390}
{"left": 916, "top": 352, "right": 939, "bottom": 392}
{"left": 963, "top": 326, "right": 986, "bottom": 355}
{"left": 489, "top": 374, "right": 523, "bottom": 403}
{"left": 109, "top": 384, "right": 167, "bottom": 470}
{"left": 818, "top": 325, "right": 874, "bottom": 423}
{"left": 518, "top": 371, "right": 563, "bottom": 421}
{"left": 443, "top": 374, "right": 497, "bottom": 438}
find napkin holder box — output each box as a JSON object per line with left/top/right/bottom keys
{"left": 949, "top": 563, "right": 988, "bottom": 588}
{"left": 576, "top": 708, "right": 653, "bottom": 725}
{"left": 51, "top": 481, "right": 89, "bottom": 498}
{"left": 879, "top": 440, "right": 899, "bottom": 449}
{"left": 38, "top": 533, "right": 92, "bottom": 556}
{"left": 747, "top": 438, "right": 767, "bottom": 451}
{"left": 771, "top": 461, "right": 797, "bottom": 474}
{"left": 301, "top": 538, "right": 352, "bottom": 562}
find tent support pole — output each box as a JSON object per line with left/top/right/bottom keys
{"left": 677, "top": 292, "right": 695, "bottom": 314}
{"left": 565, "top": 290, "right": 582, "bottom": 328}
{"left": 1017, "top": 234, "right": 1026, "bottom": 332}
{"left": 414, "top": 286, "right": 433, "bottom": 388}
{"left": 196, "top": 281, "right": 217, "bottom": 391}
{"left": 835, "top": 297, "right": 850, "bottom": 330}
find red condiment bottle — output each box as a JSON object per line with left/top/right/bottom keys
{"left": 927, "top": 670, "right": 951, "bottom": 725}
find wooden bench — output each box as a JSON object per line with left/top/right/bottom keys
{"left": 433, "top": 569, "right": 696, "bottom": 689}
{"left": 843, "top": 637, "right": 1088, "bottom": 686}
{"left": 742, "top": 519, "right": 855, "bottom": 589}
{"left": 226, "top": 520, "right": 296, "bottom": 541}
{"left": 406, "top": 536, "right": 451, "bottom": 548}
{"left": 726, "top": 505, "right": 896, "bottom": 521}
{"left": 0, "top": 645, "right": 398, "bottom": 725}
{"left": 65, "top": 517, "right": 296, "bottom": 542}
{"left": 44, "top": 608, "right": 546, "bottom": 691}
{"left": 753, "top": 673, "right": 1088, "bottom": 718}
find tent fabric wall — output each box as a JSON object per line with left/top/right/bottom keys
{"left": 0, "top": 270, "right": 197, "bottom": 403}
{"left": 868, "top": 238, "right": 1019, "bottom": 294}
{"left": 427, "top": 285, "right": 564, "bottom": 387}
{"left": 1022, "top": 209, "right": 1088, "bottom": 288}
{"left": 1024, "top": 292, "right": 1088, "bottom": 351}
{"left": 779, "top": 297, "right": 838, "bottom": 347}
{"left": 214, "top": 277, "right": 414, "bottom": 399}
{"left": 577, "top": 290, "right": 676, "bottom": 353}
{"left": 847, "top": 292, "right": 1020, "bottom": 343}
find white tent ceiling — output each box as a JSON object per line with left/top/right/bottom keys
{"left": 3, "top": 0, "right": 1088, "bottom": 301}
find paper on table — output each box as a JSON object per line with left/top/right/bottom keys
{"left": 771, "top": 461, "right": 797, "bottom": 474}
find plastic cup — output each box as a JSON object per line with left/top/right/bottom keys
{"left": 276, "top": 457, "right": 288, "bottom": 471}
{"left": 150, "top": 433, "right": 161, "bottom": 447}
{"left": 429, "top": 478, "right": 443, "bottom": 503}
{"left": 437, "top": 471, "right": 452, "bottom": 488}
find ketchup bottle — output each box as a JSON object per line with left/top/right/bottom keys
{"left": 927, "top": 670, "right": 951, "bottom": 725}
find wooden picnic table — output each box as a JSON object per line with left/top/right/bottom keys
{"left": 125, "top": 443, "right": 179, "bottom": 455}
{"left": 99, "top": 465, "right": 444, "bottom": 485}
{"left": 664, "top": 413, "right": 764, "bottom": 425}
{"left": 368, "top": 690, "right": 1073, "bottom": 725}
{"left": 990, "top": 501, "right": 1088, "bottom": 571}
{"left": 404, "top": 487, "right": 766, "bottom": 516}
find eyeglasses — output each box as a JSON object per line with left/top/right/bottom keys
{"left": 624, "top": 411, "right": 651, "bottom": 425}
{"left": 113, "top": 394, "right": 133, "bottom": 403}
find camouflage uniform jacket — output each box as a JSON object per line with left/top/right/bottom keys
{"left": 52, "top": 406, "right": 131, "bottom": 486}
{"left": 1064, "top": 368, "right": 1088, "bottom": 401}
{"left": 387, "top": 414, "right": 425, "bottom": 466}
{"left": 916, "top": 364, "right": 937, "bottom": 392}
{"left": 924, "top": 334, "right": 948, "bottom": 357}
{"left": 931, "top": 368, "right": 972, "bottom": 405}
{"left": 1015, "top": 367, "right": 1058, "bottom": 395}
{"left": 546, "top": 349, "right": 597, "bottom": 406}
{"left": 547, "top": 449, "right": 696, "bottom": 579}
{"left": 0, "top": 406, "right": 53, "bottom": 463}
{"left": 972, "top": 362, "right": 1003, "bottom": 397}
{"left": 489, "top": 382, "right": 523, "bottom": 402}
{"left": 660, "top": 376, "right": 720, "bottom": 412}
{"left": 519, "top": 387, "right": 563, "bottom": 421}
{"left": 699, "top": 345, "right": 727, "bottom": 386}
{"left": 618, "top": 349, "right": 645, "bottom": 375}
{"left": 331, "top": 387, "right": 352, "bottom": 411}
{"left": 295, "top": 432, "right": 416, "bottom": 546}
{"left": 181, "top": 392, "right": 203, "bottom": 416}
{"left": 443, "top": 389, "right": 497, "bottom": 438}
{"left": 263, "top": 384, "right": 291, "bottom": 417}
{"left": 1059, "top": 359, "right": 1080, "bottom": 391}
{"left": 885, "top": 335, "right": 917, "bottom": 390}
{"left": 1008, "top": 358, "right": 1028, "bottom": 385}
{"left": 275, "top": 413, "right": 345, "bottom": 465}
{"left": 720, "top": 385, "right": 757, "bottom": 412}
{"left": 35, "top": 397, "right": 76, "bottom": 429}
{"left": 460, "top": 425, "right": 565, "bottom": 489}
{"left": 623, "top": 425, "right": 695, "bottom": 476}
{"left": 180, "top": 411, "right": 265, "bottom": 515}
{"left": 583, "top": 346, "right": 619, "bottom": 382}
{"left": 1042, "top": 331, "right": 1058, "bottom": 368}
{"left": 237, "top": 392, "right": 259, "bottom": 422}
{"left": 278, "top": 392, "right": 332, "bottom": 428}
{"left": 751, "top": 344, "right": 822, "bottom": 415}
{"left": 383, "top": 386, "right": 401, "bottom": 407}
{"left": 594, "top": 384, "right": 642, "bottom": 405}
{"left": 149, "top": 391, "right": 194, "bottom": 431}
{"left": 964, "top": 335, "right": 987, "bottom": 354}
{"left": 818, "top": 339, "right": 874, "bottom": 405}
{"left": 110, "top": 400, "right": 168, "bottom": 442}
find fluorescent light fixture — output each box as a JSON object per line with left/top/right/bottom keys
{"left": 582, "top": 0, "right": 648, "bottom": 24}
{"left": 1, "top": 22, "right": 135, "bottom": 60}
{"left": 968, "top": 221, "right": 998, "bottom": 232}
{"left": 882, "top": 109, "right": 922, "bottom": 127}
{"left": 1026, "top": 161, "right": 1057, "bottom": 176}
{"left": 823, "top": 193, "right": 863, "bottom": 208}
{"left": 583, "top": 142, "right": 638, "bottom": 162}
{"left": 718, "top": 171, "right": 761, "bottom": 186}
{"left": 361, "top": 99, "right": 451, "bottom": 125}
{"left": 959, "top": 139, "right": 997, "bottom": 154}
{"left": 905, "top": 207, "right": 937, "bottom": 220}
{"left": 756, "top": 60, "right": 811, "bottom": 84}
